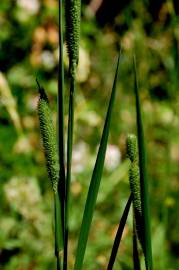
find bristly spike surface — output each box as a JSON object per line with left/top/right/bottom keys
{"left": 127, "top": 134, "right": 144, "bottom": 250}
{"left": 65, "top": 0, "right": 81, "bottom": 78}
{"left": 37, "top": 82, "right": 59, "bottom": 193}
{"left": 129, "top": 164, "right": 141, "bottom": 215}
{"left": 127, "top": 134, "right": 138, "bottom": 163}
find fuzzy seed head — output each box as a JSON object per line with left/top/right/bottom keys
{"left": 129, "top": 163, "right": 144, "bottom": 249}
{"left": 129, "top": 164, "right": 141, "bottom": 214}
{"left": 65, "top": 0, "right": 81, "bottom": 77}
{"left": 127, "top": 133, "right": 144, "bottom": 249}
{"left": 37, "top": 86, "right": 59, "bottom": 193}
{"left": 126, "top": 134, "right": 138, "bottom": 162}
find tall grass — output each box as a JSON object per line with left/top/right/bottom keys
{"left": 37, "top": 3, "right": 153, "bottom": 270}
{"left": 64, "top": 1, "right": 81, "bottom": 269}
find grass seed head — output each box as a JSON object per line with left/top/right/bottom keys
{"left": 126, "top": 134, "right": 137, "bottom": 162}
{"left": 37, "top": 83, "right": 59, "bottom": 193}
{"left": 127, "top": 134, "right": 144, "bottom": 249}
{"left": 65, "top": 0, "right": 81, "bottom": 78}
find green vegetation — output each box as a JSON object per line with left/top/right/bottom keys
{"left": 0, "top": 0, "right": 179, "bottom": 270}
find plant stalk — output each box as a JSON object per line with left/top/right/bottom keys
{"left": 54, "top": 192, "right": 63, "bottom": 270}
{"left": 107, "top": 194, "right": 132, "bottom": 270}
{"left": 64, "top": 77, "right": 75, "bottom": 270}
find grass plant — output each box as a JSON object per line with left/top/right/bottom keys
{"left": 64, "top": 1, "right": 81, "bottom": 269}
{"left": 37, "top": 3, "right": 153, "bottom": 270}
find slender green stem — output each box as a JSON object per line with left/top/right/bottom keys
{"left": 107, "top": 194, "right": 132, "bottom": 270}
{"left": 58, "top": 0, "right": 65, "bottom": 243}
{"left": 63, "top": 77, "right": 75, "bottom": 270}
{"left": 54, "top": 192, "right": 63, "bottom": 270}
{"left": 133, "top": 214, "right": 141, "bottom": 270}
{"left": 56, "top": 255, "right": 61, "bottom": 270}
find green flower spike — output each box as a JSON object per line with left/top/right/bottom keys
{"left": 37, "top": 80, "right": 59, "bottom": 193}
{"left": 127, "top": 134, "right": 144, "bottom": 249}
{"left": 65, "top": 0, "right": 81, "bottom": 78}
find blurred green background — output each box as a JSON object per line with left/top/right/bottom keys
{"left": 0, "top": 0, "right": 179, "bottom": 269}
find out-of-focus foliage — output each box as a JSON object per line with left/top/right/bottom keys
{"left": 0, "top": 0, "right": 178, "bottom": 269}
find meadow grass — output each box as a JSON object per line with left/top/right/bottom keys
{"left": 37, "top": 2, "right": 153, "bottom": 269}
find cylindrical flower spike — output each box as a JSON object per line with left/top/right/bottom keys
{"left": 126, "top": 134, "right": 137, "bottom": 162}
{"left": 37, "top": 81, "right": 59, "bottom": 193}
{"left": 65, "top": 0, "right": 81, "bottom": 78}
{"left": 127, "top": 134, "right": 144, "bottom": 249}
{"left": 129, "top": 163, "right": 141, "bottom": 215}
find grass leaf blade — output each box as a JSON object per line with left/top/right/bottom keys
{"left": 73, "top": 55, "right": 120, "bottom": 270}
{"left": 107, "top": 194, "right": 132, "bottom": 270}
{"left": 58, "top": 0, "right": 66, "bottom": 241}
{"left": 133, "top": 56, "right": 153, "bottom": 270}
{"left": 64, "top": 77, "right": 75, "bottom": 270}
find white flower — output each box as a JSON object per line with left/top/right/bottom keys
{"left": 17, "top": 0, "right": 40, "bottom": 15}
{"left": 72, "top": 142, "right": 89, "bottom": 173}
{"left": 41, "top": 50, "right": 56, "bottom": 70}
{"left": 105, "top": 144, "right": 121, "bottom": 171}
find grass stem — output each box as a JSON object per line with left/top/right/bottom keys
{"left": 133, "top": 215, "right": 141, "bottom": 270}
{"left": 64, "top": 77, "right": 75, "bottom": 270}
{"left": 107, "top": 194, "right": 132, "bottom": 270}
{"left": 54, "top": 192, "right": 64, "bottom": 267}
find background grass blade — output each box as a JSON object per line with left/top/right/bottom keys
{"left": 133, "top": 215, "right": 141, "bottom": 270}
{"left": 107, "top": 194, "right": 132, "bottom": 270}
{"left": 133, "top": 56, "right": 153, "bottom": 270}
{"left": 58, "top": 0, "right": 65, "bottom": 241}
{"left": 64, "top": 77, "right": 75, "bottom": 270}
{"left": 73, "top": 55, "right": 120, "bottom": 270}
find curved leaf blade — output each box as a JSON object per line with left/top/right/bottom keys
{"left": 107, "top": 194, "right": 132, "bottom": 270}
{"left": 73, "top": 55, "right": 120, "bottom": 270}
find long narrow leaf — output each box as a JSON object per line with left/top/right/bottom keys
{"left": 107, "top": 194, "right": 132, "bottom": 270}
{"left": 133, "top": 56, "right": 153, "bottom": 270}
{"left": 73, "top": 55, "right": 120, "bottom": 270}
{"left": 58, "top": 0, "right": 65, "bottom": 241}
